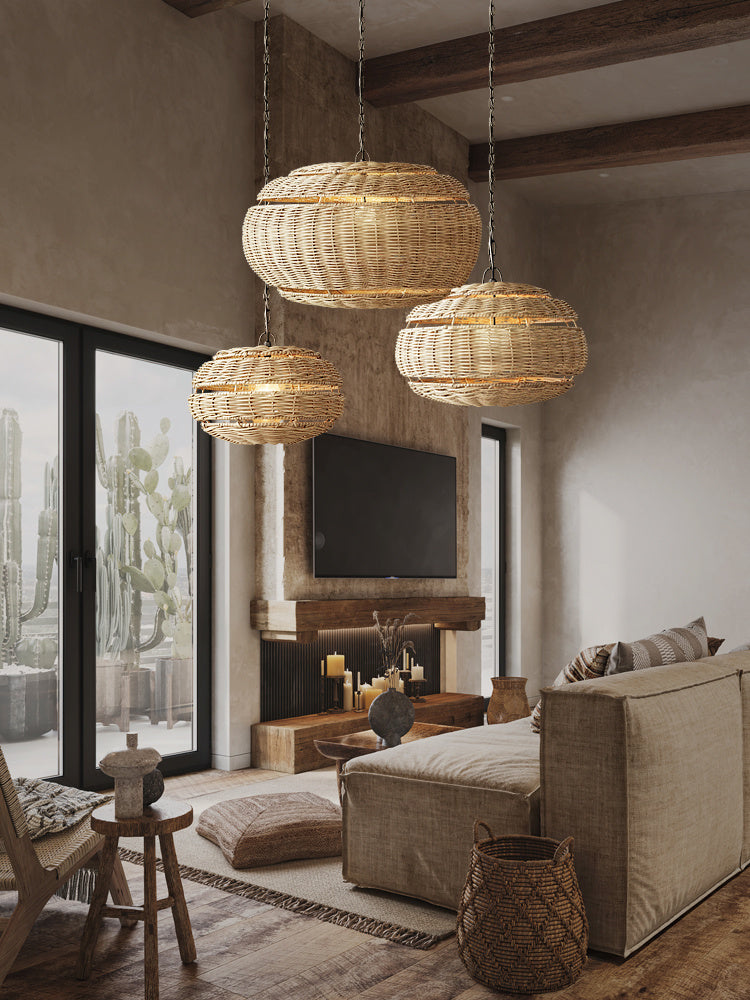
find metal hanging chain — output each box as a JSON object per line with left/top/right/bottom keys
{"left": 261, "top": 0, "right": 273, "bottom": 347}
{"left": 484, "top": 0, "right": 502, "bottom": 283}
{"left": 355, "top": 0, "right": 369, "bottom": 161}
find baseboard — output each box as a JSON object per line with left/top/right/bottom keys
{"left": 211, "top": 751, "right": 252, "bottom": 772}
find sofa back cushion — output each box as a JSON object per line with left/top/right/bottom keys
{"left": 540, "top": 658, "right": 742, "bottom": 956}
{"left": 606, "top": 616, "right": 708, "bottom": 674}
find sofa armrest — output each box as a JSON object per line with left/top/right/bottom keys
{"left": 540, "top": 659, "right": 742, "bottom": 956}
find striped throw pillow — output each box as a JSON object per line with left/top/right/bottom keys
{"left": 530, "top": 643, "right": 613, "bottom": 733}
{"left": 606, "top": 616, "right": 709, "bottom": 675}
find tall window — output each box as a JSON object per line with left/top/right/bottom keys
{"left": 481, "top": 425, "right": 506, "bottom": 699}
{"left": 0, "top": 306, "right": 211, "bottom": 788}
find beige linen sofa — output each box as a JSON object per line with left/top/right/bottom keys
{"left": 341, "top": 651, "right": 750, "bottom": 956}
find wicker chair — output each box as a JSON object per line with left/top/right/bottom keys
{"left": 0, "top": 748, "right": 133, "bottom": 986}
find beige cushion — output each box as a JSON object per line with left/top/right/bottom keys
{"left": 342, "top": 718, "right": 540, "bottom": 910}
{"left": 606, "top": 616, "right": 708, "bottom": 674}
{"left": 196, "top": 792, "right": 341, "bottom": 869}
{"left": 531, "top": 644, "right": 612, "bottom": 733}
{"left": 540, "top": 658, "right": 743, "bottom": 956}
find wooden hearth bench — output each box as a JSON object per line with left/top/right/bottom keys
{"left": 251, "top": 692, "right": 484, "bottom": 773}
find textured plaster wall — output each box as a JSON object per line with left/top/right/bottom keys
{"left": 254, "top": 17, "right": 486, "bottom": 691}
{"left": 538, "top": 191, "right": 750, "bottom": 678}
{"left": 1, "top": 0, "right": 257, "bottom": 768}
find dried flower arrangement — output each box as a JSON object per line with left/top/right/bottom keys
{"left": 373, "top": 610, "right": 417, "bottom": 687}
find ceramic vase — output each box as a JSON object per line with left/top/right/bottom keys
{"left": 487, "top": 677, "right": 530, "bottom": 725}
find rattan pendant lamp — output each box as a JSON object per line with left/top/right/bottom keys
{"left": 241, "top": 0, "right": 482, "bottom": 310}
{"left": 189, "top": 3, "right": 344, "bottom": 445}
{"left": 395, "top": 2, "right": 587, "bottom": 406}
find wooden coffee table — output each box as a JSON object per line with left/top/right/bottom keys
{"left": 315, "top": 722, "right": 461, "bottom": 801}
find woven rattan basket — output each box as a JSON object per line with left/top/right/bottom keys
{"left": 457, "top": 824, "right": 588, "bottom": 994}
{"left": 396, "top": 281, "right": 587, "bottom": 406}
{"left": 188, "top": 345, "right": 344, "bottom": 445}
{"left": 242, "top": 162, "right": 482, "bottom": 310}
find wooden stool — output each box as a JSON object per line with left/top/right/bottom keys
{"left": 75, "top": 799, "right": 196, "bottom": 1000}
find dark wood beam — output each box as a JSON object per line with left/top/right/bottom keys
{"left": 468, "top": 105, "right": 750, "bottom": 180}
{"left": 365, "top": 0, "right": 750, "bottom": 106}
{"left": 161, "top": 0, "right": 251, "bottom": 17}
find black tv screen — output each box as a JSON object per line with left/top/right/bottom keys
{"left": 313, "top": 434, "right": 457, "bottom": 579}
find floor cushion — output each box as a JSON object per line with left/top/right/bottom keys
{"left": 196, "top": 791, "right": 341, "bottom": 869}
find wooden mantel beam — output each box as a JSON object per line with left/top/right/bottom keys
{"left": 365, "top": 0, "right": 750, "bottom": 107}
{"left": 468, "top": 105, "right": 750, "bottom": 181}
{"left": 161, "top": 0, "right": 251, "bottom": 17}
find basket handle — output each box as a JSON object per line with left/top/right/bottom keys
{"left": 473, "top": 820, "right": 495, "bottom": 843}
{"left": 553, "top": 836, "right": 574, "bottom": 864}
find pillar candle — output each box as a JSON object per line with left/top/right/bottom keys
{"left": 327, "top": 652, "right": 345, "bottom": 676}
{"left": 344, "top": 670, "right": 352, "bottom": 685}
{"left": 321, "top": 659, "right": 325, "bottom": 676}
{"left": 363, "top": 685, "right": 381, "bottom": 710}
{"left": 343, "top": 681, "right": 353, "bottom": 711}
{"left": 411, "top": 664, "right": 424, "bottom": 681}
{"left": 372, "top": 677, "right": 387, "bottom": 691}
{"left": 398, "top": 677, "right": 405, "bottom": 693}
{"left": 357, "top": 672, "right": 361, "bottom": 691}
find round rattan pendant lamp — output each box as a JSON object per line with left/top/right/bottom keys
{"left": 395, "top": 2, "right": 587, "bottom": 406}
{"left": 241, "top": 0, "right": 482, "bottom": 310}
{"left": 189, "top": 4, "right": 344, "bottom": 445}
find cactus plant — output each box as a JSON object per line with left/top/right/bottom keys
{"left": 95, "top": 412, "right": 194, "bottom": 729}
{"left": 0, "top": 409, "right": 59, "bottom": 739}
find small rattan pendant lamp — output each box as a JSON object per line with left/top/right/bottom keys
{"left": 189, "top": 3, "right": 344, "bottom": 445}
{"left": 395, "top": 2, "right": 587, "bottom": 406}
{"left": 241, "top": 0, "right": 482, "bottom": 310}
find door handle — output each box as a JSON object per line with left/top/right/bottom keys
{"left": 71, "top": 555, "right": 83, "bottom": 593}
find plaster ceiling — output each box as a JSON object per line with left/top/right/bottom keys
{"left": 237, "top": 0, "right": 750, "bottom": 204}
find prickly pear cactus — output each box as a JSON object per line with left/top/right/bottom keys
{"left": 95, "top": 413, "right": 193, "bottom": 664}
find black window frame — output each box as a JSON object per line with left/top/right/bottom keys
{"left": 0, "top": 303, "right": 212, "bottom": 789}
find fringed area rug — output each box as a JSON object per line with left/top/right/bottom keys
{"left": 118, "top": 769, "right": 456, "bottom": 951}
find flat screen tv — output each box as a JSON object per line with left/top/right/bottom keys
{"left": 312, "top": 434, "right": 457, "bottom": 579}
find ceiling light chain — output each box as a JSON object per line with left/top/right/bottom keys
{"left": 356, "top": 0, "right": 368, "bottom": 162}
{"left": 262, "top": 0, "right": 272, "bottom": 347}
{"left": 485, "top": 0, "right": 501, "bottom": 283}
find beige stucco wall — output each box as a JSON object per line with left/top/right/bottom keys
{"left": 538, "top": 190, "right": 750, "bottom": 678}
{"left": 1, "top": 0, "right": 258, "bottom": 769}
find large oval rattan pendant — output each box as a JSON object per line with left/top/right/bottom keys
{"left": 188, "top": 345, "right": 344, "bottom": 445}
{"left": 395, "top": 282, "right": 587, "bottom": 406}
{"left": 242, "top": 161, "right": 482, "bottom": 310}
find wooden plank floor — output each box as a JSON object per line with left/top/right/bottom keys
{"left": 1, "top": 769, "right": 749, "bottom": 998}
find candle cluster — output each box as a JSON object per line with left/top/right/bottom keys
{"left": 321, "top": 648, "right": 426, "bottom": 713}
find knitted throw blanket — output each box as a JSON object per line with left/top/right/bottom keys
{"left": 11, "top": 778, "right": 112, "bottom": 903}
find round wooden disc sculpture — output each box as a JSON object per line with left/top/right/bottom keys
{"left": 395, "top": 281, "right": 588, "bottom": 406}
{"left": 242, "top": 161, "right": 482, "bottom": 310}
{"left": 188, "top": 345, "right": 344, "bottom": 445}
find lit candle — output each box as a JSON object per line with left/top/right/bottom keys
{"left": 343, "top": 681, "right": 353, "bottom": 711}
{"left": 398, "top": 677, "right": 405, "bottom": 693}
{"left": 411, "top": 664, "right": 424, "bottom": 681}
{"left": 327, "top": 652, "right": 345, "bottom": 677}
{"left": 372, "top": 677, "right": 387, "bottom": 692}
{"left": 344, "top": 670, "right": 352, "bottom": 685}
{"left": 321, "top": 659, "right": 325, "bottom": 676}
{"left": 364, "top": 686, "right": 381, "bottom": 710}
{"left": 357, "top": 672, "right": 361, "bottom": 691}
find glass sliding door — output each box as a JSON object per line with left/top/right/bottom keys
{"left": 93, "top": 350, "right": 200, "bottom": 766}
{"left": 480, "top": 424, "right": 506, "bottom": 700}
{"left": 0, "top": 326, "right": 62, "bottom": 779}
{"left": 0, "top": 304, "right": 211, "bottom": 789}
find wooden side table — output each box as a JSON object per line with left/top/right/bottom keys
{"left": 315, "top": 721, "right": 461, "bottom": 801}
{"left": 75, "top": 799, "right": 196, "bottom": 1000}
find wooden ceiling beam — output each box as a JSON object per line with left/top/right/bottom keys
{"left": 365, "top": 0, "right": 750, "bottom": 107}
{"left": 468, "top": 105, "right": 750, "bottom": 181}
{"left": 161, "top": 0, "right": 251, "bottom": 17}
